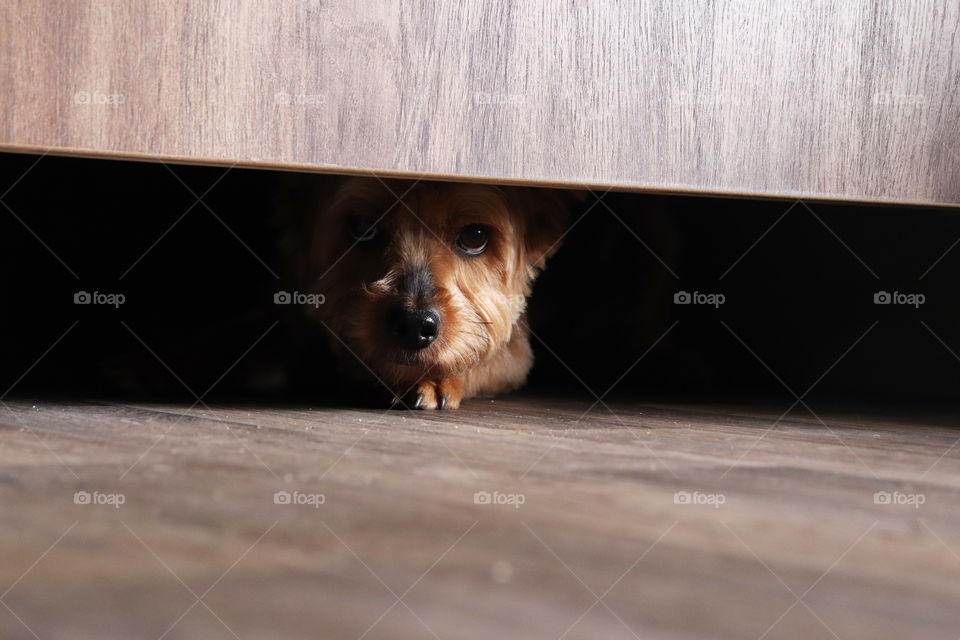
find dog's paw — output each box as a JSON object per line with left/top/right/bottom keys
{"left": 405, "top": 378, "right": 463, "bottom": 410}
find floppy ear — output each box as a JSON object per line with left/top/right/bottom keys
{"left": 509, "top": 187, "right": 584, "bottom": 272}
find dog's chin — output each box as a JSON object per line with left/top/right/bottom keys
{"left": 387, "top": 349, "right": 428, "bottom": 367}
{"left": 380, "top": 346, "right": 474, "bottom": 381}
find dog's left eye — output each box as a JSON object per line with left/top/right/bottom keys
{"left": 455, "top": 224, "right": 489, "bottom": 256}
{"left": 347, "top": 217, "right": 378, "bottom": 242}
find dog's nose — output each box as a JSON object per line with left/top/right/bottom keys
{"left": 389, "top": 307, "right": 441, "bottom": 351}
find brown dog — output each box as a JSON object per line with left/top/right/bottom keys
{"left": 296, "top": 178, "right": 577, "bottom": 409}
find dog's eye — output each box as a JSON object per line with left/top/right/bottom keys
{"left": 347, "top": 217, "right": 378, "bottom": 242}
{"left": 455, "top": 224, "right": 489, "bottom": 256}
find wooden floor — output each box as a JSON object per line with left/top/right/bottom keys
{"left": 1, "top": 396, "right": 959, "bottom": 640}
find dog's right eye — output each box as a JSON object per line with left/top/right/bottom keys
{"left": 347, "top": 217, "right": 378, "bottom": 242}
{"left": 455, "top": 224, "right": 489, "bottom": 256}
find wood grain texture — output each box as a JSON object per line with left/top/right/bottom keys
{"left": 2, "top": 397, "right": 960, "bottom": 639}
{"left": 0, "top": 1, "right": 958, "bottom": 206}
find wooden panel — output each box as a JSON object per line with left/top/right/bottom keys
{"left": 0, "top": 1, "right": 958, "bottom": 206}
{"left": 2, "top": 397, "right": 960, "bottom": 639}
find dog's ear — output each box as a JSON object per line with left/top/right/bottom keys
{"left": 509, "top": 187, "right": 584, "bottom": 271}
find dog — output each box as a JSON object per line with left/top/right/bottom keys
{"left": 292, "top": 177, "right": 579, "bottom": 409}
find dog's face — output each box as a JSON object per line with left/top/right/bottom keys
{"left": 306, "top": 178, "right": 571, "bottom": 388}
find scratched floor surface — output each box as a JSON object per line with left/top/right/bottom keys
{"left": 1, "top": 396, "right": 958, "bottom": 640}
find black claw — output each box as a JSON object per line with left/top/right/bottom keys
{"left": 439, "top": 395, "right": 447, "bottom": 410}
{"left": 413, "top": 393, "right": 425, "bottom": 409}
{"left": 390, "top": 395, "right": 400, "bottom": 407}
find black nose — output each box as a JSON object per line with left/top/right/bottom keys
{"left": 389, "top": 307, "right": 441, "bottom": 351}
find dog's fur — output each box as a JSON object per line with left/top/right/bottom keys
{"left": 296, "top": 178, "right": 576, "bottom": 409}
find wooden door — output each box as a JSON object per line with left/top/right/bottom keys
{"left": 1, "top": 1, "right": 957, "bottom": 206}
